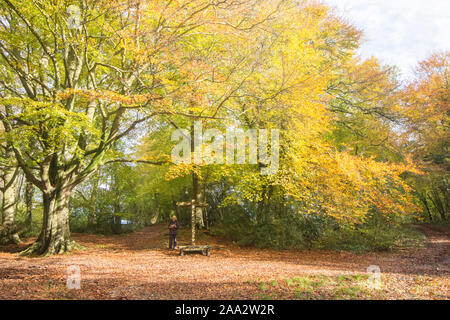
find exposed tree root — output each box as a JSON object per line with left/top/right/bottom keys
{"left": 20, "top": 238, "right": 85, "bottom": 257}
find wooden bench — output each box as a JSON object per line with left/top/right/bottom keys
{"left": 179, "top": 245, "right": 211, "bottom": 256}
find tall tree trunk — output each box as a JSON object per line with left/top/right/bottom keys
{"left": 0, "top": 164, "right": 20, "bottom": 244}
{"left": 21, "top": 187, "right": 79, "bottom": 256}
{"left": 87, "top": 195, "right": 96, "bottom": 231}
{"left": 193, "top": 172, "right": 205, "bottom": 228}
{"left": 112, "top": 201, "right": 122, "bottom": 234}
{"left": 190, "top": 120, "right": 205, "bottom": 228}
{"left": 87, "top": 174, "right": 100, "bottom": 230}
{"left": 419, "top": 193, "right": 433, "bottom": 222}
{"left": 24, "top": 180, "right": 34, "bottom": 229}
{"left": 429, "top": 190, "right": 446, "bottom": 221}
{"left": 203, "top": 184, "right": 210, "bottom": 230}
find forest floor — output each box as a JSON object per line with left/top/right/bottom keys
{"left": 0, "top": 223, "right": 448, "bottom": 300}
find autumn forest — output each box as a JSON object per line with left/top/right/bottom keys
{"left": 0, "top": 0, "right": 448, "bottom": 301}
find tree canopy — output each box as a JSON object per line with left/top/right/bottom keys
{"left": 0, "top": 0, "right": 447, "bottom": 255}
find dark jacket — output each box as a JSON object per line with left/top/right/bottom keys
{"left": 168, "top": 221, "right": 179, "bottom": 235}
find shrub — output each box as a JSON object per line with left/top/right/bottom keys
{"left": 16, "top": 205, "right": 42, "bottom": 238}
{"left": 312, "top": 223, "right": 425, "bottom": 253}
{"left": 212, "top": 210, "right": 324, "bottom": 250}
{"left": 213, "top": 209, "right": 425, "bottom": 253}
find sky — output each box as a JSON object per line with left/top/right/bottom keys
{"left": 323, "top": 0, "right": 450, "bottom": 80}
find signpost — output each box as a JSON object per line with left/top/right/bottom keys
{"left": 176, "top": 199, "right": 210, "bottom": 256}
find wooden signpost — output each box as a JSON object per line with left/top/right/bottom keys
{"left": 176, "top": 199, "right": 211, "bottom": 256}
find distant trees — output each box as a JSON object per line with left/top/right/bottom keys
{"left": 0, "top": 136, "right": 20, "bottom": 244}
{"left": 139, "top": 3, "right": 420, "bottom": 227}
{"left": 401, "top": 52, "right": 449, "bottom": 222}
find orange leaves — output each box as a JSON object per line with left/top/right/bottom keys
{"left": 399, "top": 51, "right": 449, "bottom": 171}
{"left": 1, "top": 224, "right": 448, "bottom": 299}
{"left": 282, "top": 141, "right": 421, "bottom": 224}
{"left": 401, "top": 52, "right": 449, "bottom": 122}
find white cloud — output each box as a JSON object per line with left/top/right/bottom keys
{"left": 322, "top": 0, "right": 450, "bottom": 79}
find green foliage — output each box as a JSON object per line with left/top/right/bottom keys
{"left": 213, "top": 209, "right": 324, "bottom": 250}
{"left": 211, "top": 206, "right": 425, "bottom": 252}
{"left": 16, "top": 205, "right": 42, "bottom": 238}
{"left": 69, "top": 212, "right": 139, "bottom": 235}
{"left": 312, "top": 221, "right": 425, "bottom": 253}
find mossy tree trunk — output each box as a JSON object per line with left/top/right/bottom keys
{"left": 0, "top": 148, "right": 20, "bottom": 244}
{"left": 22, "top": 185, "right": 79, "bottom": 256}
{"left": 24, "top": 180, "right": 34, "bottom": 229}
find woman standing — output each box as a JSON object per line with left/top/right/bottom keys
{"left": 168, "top": 215, "right": 179, "bottom": 249}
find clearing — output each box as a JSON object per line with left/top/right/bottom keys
{"left": 0, "top": 224, "right": 448, "bottom": 300}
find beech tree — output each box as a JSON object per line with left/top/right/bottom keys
{"left": 0, "top": 0, "right": 284, "bottom": 255}
{"left": 139, "top": 2, "right": 420, "bottom": 225}
{"left": 401, "top": 51, "right": 449, "bottom": 222}
{"left": 0, "top": 124, "right": 20, "bottom": 244}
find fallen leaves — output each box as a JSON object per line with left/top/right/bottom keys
{"left": 0, "top": 224, "right": 448, "bottom": 300}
